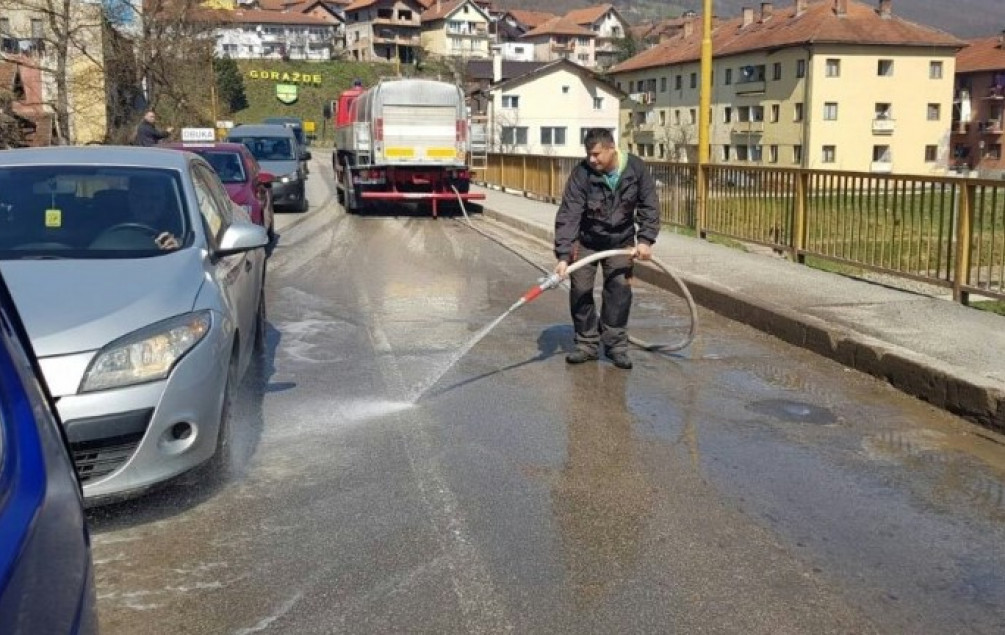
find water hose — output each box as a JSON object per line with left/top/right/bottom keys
{"left": 451, "top": 186, "right": 699, "bottom": 353}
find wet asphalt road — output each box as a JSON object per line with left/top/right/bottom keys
{"left": 89, "top": 157, "right": 1005, "bottom": 634}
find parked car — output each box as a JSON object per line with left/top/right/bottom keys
{"left": 0, "top": 268, "right": 97, "bottom": 633}
{"left": 228, "top": 124, "right": 309, "bottom": 212}
{"left": 163, "top": 141, "right": 276, "bottom": 243}
{"left": 0, "top": 146, "right": 268, "bottom": 501}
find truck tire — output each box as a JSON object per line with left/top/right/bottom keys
{"left": 334, "top": 153, "right": 345, "bottom": 204}
{"left": 342, "top": 159, "right": 360, "bottom": 214}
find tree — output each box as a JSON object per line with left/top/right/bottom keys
{"left": 613, "top": 34, "right": 640, "bottom": 65}
{"left": 214, "top": 56, "right": 247, "bottom": 114}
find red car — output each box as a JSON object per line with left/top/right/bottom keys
{"left": 164, "top": 142, "right": 275, "bottom": 242}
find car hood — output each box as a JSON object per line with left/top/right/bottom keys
{"left": 0, "top": 251, "right": 205, "bottom": 358}
{"left": 256, "top": 159, "right": 299, "bottom": 176}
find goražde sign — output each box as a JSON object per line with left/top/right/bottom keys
{"left": 248, "top": 70, "right": 322, "bottom": 85}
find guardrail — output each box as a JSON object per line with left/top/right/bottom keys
{"left": 476, "top": 153, "right": 1005, "bottom": 304}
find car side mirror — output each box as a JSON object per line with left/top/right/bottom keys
{"left": 216, "top": 222, "right": 268, "bottom": 257}
{"left": 301, "top": 151, "right": 312, "bottom": 161}
{"left": 257, "top": 171, "right": 275, "bottom": 186}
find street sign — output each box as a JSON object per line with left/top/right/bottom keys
{"left": 180, "top": 127, "right": 216, "bottom": 142}
{"left": 303, "top": 120, "right": 316, "bottom": 133}
{"left": 216, "top": 120, "right": 234, "bottom": 129}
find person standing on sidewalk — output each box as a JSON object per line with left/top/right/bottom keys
{"left": 553, "top": 128, "right": 660, "bottom": 370}
{"left": 133, "top": 111, "right": 173, "bottom": 147}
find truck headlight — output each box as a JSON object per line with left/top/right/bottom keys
{"left": 80, "top": 311, "right": 212, "bottom": 393}
{"left": 280, "top": 172, "right": 300, "bottom": 184}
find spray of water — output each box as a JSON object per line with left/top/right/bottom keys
{"left": 410, "top": 306, "right": 519, "bottom": 403}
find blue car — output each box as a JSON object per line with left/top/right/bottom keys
{"left": 0, "top": 270, "right": 97, "bottom": 634}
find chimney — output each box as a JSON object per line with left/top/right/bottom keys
{"left": 878, "top": 0, "right": 891, "bottom": 17}
{"left": 742, "top": 7, "right": 754, "bottom": 27}
{"left": 683, "top": 18, "right": 694, "bottom": 38}
{"left": 999, "top": 29, "right": 1005, "bottom": 48}
{"left": 760, "top": 2, "right": 773, "bottom": 21}
{"left": 796, "top": 0, "right": 808, "bottom": 16}
{"left": 492, "top": 46, "right": 502, "bottom": 83}
{"left": 834, "top": 0, "right": 847, "bottom": 15}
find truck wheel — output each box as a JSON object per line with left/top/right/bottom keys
{"left": 342, "top": 161, "right": 359, "bottom": 214}
{"left": 334, "top": 154, "right": 345, "bottom": 204}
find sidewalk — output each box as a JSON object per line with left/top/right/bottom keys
{"left": 472, "top": 184, "right": 1005, "bottom": 434}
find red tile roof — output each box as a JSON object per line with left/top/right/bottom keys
{"left": 523, "top": 16, "right": 595, "bottom": 39}
{"left": 612, "top": 0, "right": 964, "bottom": 74}
{"left": 207, "top": 7, "right": 333, "bottom": 24}
{"left": 421, "top": 0, "right": 485, "bottom": 23}
{"left": 256, "top": 0, "right": 308, "bottom": 11}
{"left": 563, "top": 4, "right": 612, "bottom": 27}
{"left": 956, "top": 36, "right": 1005, "bottom": 73}
{"left": 506, "top": 10, "right": 556, "bottom": 29}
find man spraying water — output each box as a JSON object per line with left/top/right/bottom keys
{"left": 553, "top": 128, "right": 661, "bottom": 370}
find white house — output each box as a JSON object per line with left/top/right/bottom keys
{"left": 487, "top": 58, "right": 623, "bottom": 157}
{"left": 498, "top": 41, "right": 534, "bottom": 62}
{"left": 211, "top": 8, "right": 337, "bottom": 59}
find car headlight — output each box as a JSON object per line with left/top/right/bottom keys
{"left": 80, "top": 311, "right": 212, "bottom": 393}
{"left": 280, "top": 172, "right": 300, "bottom": 184}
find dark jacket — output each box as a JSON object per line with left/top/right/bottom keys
{"left": 133, "top": 120, "right": 169, "bottom": 147}
{"left": 554, "top": 153, "right": 660, "bottom": 262}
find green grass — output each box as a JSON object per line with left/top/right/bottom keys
{"left": 970, "top": 299, "right": 1005, "bottom": 315}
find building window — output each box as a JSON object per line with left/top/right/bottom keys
{"left": 501, "top": 126, "right": 528, "bottom": 145}
{"left": 875, "top": 103, "right": 892, "bottom": 119}
{"left": 660, "top": 77, "right": 667, "bottom": 92}
{"left": 989, "top": 144, "right": 1003, "bottom": 160}
{"left": 735, "top": 145, "right": 749, "bottom": 161}
{"left": 751, "top": 145, "right": 763, "bottom": 161}
{"left": 578, "top": 53, "right": 589, "bottom": 62}
{"left": 794, "top": 102, "right": 804, "bottom": 122}
{"left": 593, "top": 96, "right": 603, "bottom": 110}
{"left": 772, "top": 62, "right": 781, "bottom": 80}
{"left": 674, "top": 110, "right": 681, "bottom": 125}
{"left": 823, "top": 102, "right": 838, "bottom": 121}
{"left": 796, "top": 59, "right": 806, "bottom": 78}
{"left": 502, "top": 95, "right": 519, "bottom": 108}
{"left": 659, "top": 143, "right": 666, "bottom": 159}
{"left": 873, "top": 145, "right": 891, "bottom": 163}
{"left": 688, "top": 108, "right": 696, "bottom": 124}
{"left": 723, "top": 106, "right": 732, "bottom": 123}
{"left": 927, "top": 103, "right": 941, "bottom": 120}
{"left": 925, "top": 145, "right": 938, "bottom": 162}
{"left": 541, "top": 127, "right": 567, "bottom": 146}
{"left": 725, "top": 68, "right": 732, "bottom": 85}
{"left": 825, "top": 58, "right": 840, "bottom": 77}
{"left": 647, "top": 78, "right": 657, "bottom": 92}
{"left": 822, "top": 145, "right": 836, "bottom": 163}
{"left": 769, "top": 145, "right": 778, "bottom": 163}
{"left": 675, "top": 75, "right": 682, "bottom": 90}
{"left": 877, "top": 59, "right": 894, "bottom": 76}
{"left": 930, "top": 61, "right": 943, "bottom": 79}
{"left": 722, "top": 145, "right": 730, "bottom": 161}
{"left": 660, "top": 110, "right": 666, "bottom": 126}
{"left": 793, "top": 145, "right": 803, "bottom": 163}
{"left": 690, "top": 72, "right": 697, "bottom": 89}
{"left": 562, "top": 85, "right": 569, "bottom": 94}
{"left": 770, "top": 104, "right": 780, "bottom": 123}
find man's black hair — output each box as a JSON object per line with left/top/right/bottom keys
{"left": 583, "top": 128, "right": 615, "bottom": 149}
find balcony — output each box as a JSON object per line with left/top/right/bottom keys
{"left": 446, "top": 25, "right": 488, "bottom": 37}
{"left": 979, "top": 119, "right": 1003, "bottom": 135}
{"left": 551, "top": 41, "right": 574, "bottom": 52}
{"left": 731, "top": 121, "right": 764, "bottom": 135}
{"left": 373, "top": 17, "right": 418, "bottom": 27}
{"left": 952, "top": 121, "right": 970, "bottom": 135}
{"left": 983, "top": 86, "right": 1004, "bottom": 100}
{"left": 870, "top": 161, "right": 893, "bottom": 173}
{"left": 872, "top": 118, "right": 895, "bottom": 134}
{"left": 734, "top": 79, "right": 766, "bottom": 95}
{"left": 373, "top": 32, "right": 420, "bottom": 46}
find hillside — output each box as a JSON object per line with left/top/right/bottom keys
{"left": 493, "top": 0, "right": 1005, "bottom": 39}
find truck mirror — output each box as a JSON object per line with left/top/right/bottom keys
{"left": 323, "top": 102, "right": 332, "bottom": 119}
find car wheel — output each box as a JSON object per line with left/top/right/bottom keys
{"left": 208, "top": 353, "right": 238, "bottom": 477}
{"left": 297, "top": 187, "right": 308, "bottom": 212}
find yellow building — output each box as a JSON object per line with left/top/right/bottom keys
{"left": 609, "top": 0, "right": 965, "bottom": 175}
{"left": 0, "top": 2, "right": 107, "bottom": 144}
{"left": 419, "top": 0, "right": 492, "bottom": 59}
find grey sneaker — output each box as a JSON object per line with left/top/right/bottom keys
{"left": 606, "top": 351, "right": 633, "bottom": 370}
{"left": 565, "top": 349, "right": 599, "bottom": 364}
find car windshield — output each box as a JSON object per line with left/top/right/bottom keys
{"left": 230, "top": 136, "right": 295, "bottom": 161}
{"left": 0, "top": 166, "right": 188, "bottom": 259}
{"left": 195, "top": 150, "right": 247, "bottom": 184}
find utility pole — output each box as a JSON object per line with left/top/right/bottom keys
{"left": 697, "top": 0, "right": 713, "bottom": 237}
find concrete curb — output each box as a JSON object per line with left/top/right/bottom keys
{"left": 482, "top": 207, "right": 1005, "bottom": 433}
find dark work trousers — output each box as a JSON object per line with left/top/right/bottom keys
{"left": 568, "top": 244, "right": 634, "bottom": 355}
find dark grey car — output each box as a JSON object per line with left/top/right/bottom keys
{"left": 228, "top": 124, "right": 310, "bottom": 212}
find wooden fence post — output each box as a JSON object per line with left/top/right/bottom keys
{"left": 953, "top": 180, "right": 975, "bottom": 304}
{"left": 793, "top": 171, "right": 809, "bottom": 264}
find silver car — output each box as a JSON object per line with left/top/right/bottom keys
{"left": 0, "top": 147, "right": 268, "bottom": 500}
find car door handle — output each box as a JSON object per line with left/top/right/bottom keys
{"left": 244, "top": 259, "right": 252, "bottom": 273}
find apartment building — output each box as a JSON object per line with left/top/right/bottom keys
{"left": 486, "top": 58, "right": 622, "bottom": 157}
{"left": 563, "top": 4, "right": 630, "bottom": 70}
{"left": 343, "top": 0, "right": 425, "bottom": 63}
{"left": 952, "top": 32, "right": 1005, "bottom": 178}
{"left": 419, "top": 0, "right": 492, "bottom": 59}
{"left": 0, "top": 6, "right": 106, "bottom": 144}
{"left": 521, "top": 17, "right": 596, "bottom": 67}
{"left": 213, "top": 9, "right": 339, "bottom": 59}
{"left": 609, "top": 0, "right": 964, "bottom": 175}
